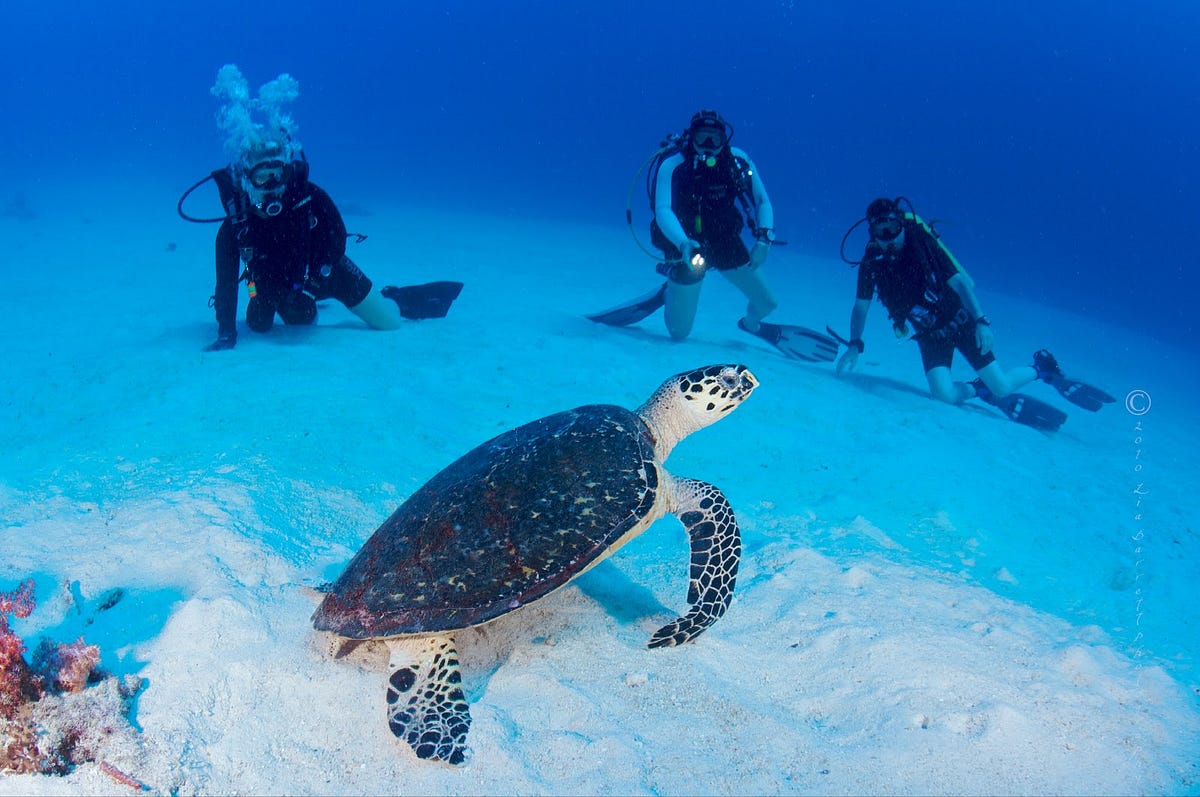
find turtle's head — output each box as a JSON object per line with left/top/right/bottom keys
{"left": 639, "top": 364, "right": 758, "bottom": 458}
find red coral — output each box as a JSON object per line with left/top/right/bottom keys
{"left": 0, "top": 580, "right": 140, "bottom": 779}
{"left": 0, "top": 580, "right": 40, "bottom": 720}
{"left": 32, "top": 638, "right": 101, "bottom": 693}
{"left": 1, "top": 715, "right": 45, "bottom": 774}
{"left": 0, "top": 580, "right": 35, "bottom": 622}
{"left": 0, "top": 640, "right": 39, "bottom": 720}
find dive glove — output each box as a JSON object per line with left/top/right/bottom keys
{"left": 205, "top": 331, "right": 237, "bottom": 352}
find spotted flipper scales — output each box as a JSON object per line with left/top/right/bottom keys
{"left": 385, "top": 636, "right": 472, "bottom": 766}
{"left": 648, "top": 474, "right": 741, "bottom": 648}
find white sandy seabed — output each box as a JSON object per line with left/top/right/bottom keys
{"left": 1, "top": 193, "right": 1197, "bottom": 795}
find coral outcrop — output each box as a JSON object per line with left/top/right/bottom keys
{"left": 0, "top": 580, "right": 38, "bottom": 721}
{"left": 0, "top": 580, "right": 144, "bottom": 778}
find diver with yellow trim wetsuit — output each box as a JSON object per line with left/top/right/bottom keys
{"left": 834, "top": 197, "right": 1113, "bottom": 430}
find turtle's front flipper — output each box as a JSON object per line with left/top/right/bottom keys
{"left": 385, "top": 636, "right": 472, "bottom": 766}
{"left": 649, "top": 475, "right": 741, "bottom": 648}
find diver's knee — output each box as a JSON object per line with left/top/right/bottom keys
{"left": 928, "top": 381, "right": 960, "bottom": 404}
{"left": 278, "top": 291, "right": 317, "bottom": 325}
{"left": 663, "top": 286, "right": 700, "bottom": 340}
{"left": 932, "top": 389, "right": 958, "bottom": 405}
{"left": 245, "top": 297, "right": 275, "bottom": 333}
{"left": 664, "top": 312, "right": 695, "bottom": 340}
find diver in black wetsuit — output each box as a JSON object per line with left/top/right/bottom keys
{"left": 187, "top": 65, "right": 461, "bottom": 352}
{"left": 835, "top": 197, "right": 1114, "bottom": 429}
{"left": 202, "top": 140, "right": 405, "bottom": 351}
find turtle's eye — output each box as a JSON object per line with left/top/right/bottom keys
{"left": 718, "top": 367, "right": 740, "bottom": 390}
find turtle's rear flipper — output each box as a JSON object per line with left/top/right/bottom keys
{"left": 385, "top": 636, "right": 472, "bottom": 766}
{"left": 649, "top": 476, "right": 741, "bottom": 649}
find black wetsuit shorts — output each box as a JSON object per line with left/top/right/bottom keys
{"left": 916, "top": 313, "right": 996, "bottom": 373}
{"left": 699, "top": 233, "right": 751, "bottom": 271}
{"left": 651, "top": 219, "right": 751, "bottom": 272}
{"left": 308, "top": 255, "right": 373, "bottom": 307}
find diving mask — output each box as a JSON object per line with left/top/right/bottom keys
{"left": 247, "top": 159, "right": 291, "bottom": 190}
{"left": 691, "top": 126, "right": 727, "bottom": 161}
{"left": 869, "top": 216, "right": 903, "bottom": 243}
{"left": 240, "top": 159, "right": 293, "bottom": 217}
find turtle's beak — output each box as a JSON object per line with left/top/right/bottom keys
{"left": 739, "top": 367, "right": 759, "bottom": 394}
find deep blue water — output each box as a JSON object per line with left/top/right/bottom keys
{"left": 2, "top": 0, "right": 1196, "bottom": 339}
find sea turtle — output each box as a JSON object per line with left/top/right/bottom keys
{"left": 311, "top": 363, "right": 758, "bottom": 765}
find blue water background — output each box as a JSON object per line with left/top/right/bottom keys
{"left": 2, "top": 0, "right": 1196, "bottom": 343}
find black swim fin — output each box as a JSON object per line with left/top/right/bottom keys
{"left": 738, "top": 319, "right": 840, "bottom": 362}
{"left": 586, "top": 283, "right": 667, "bottom": 327}
{"left": 381, "top": 281, "right": 464, "bottom": 320}
{"left": 1033, "top": 349, "right": 1115, "bottom": 412}
{"left": 991, "top": 393, "right": 1068, "bottom": 431}
{"left": 1048, "top": 378, "right": 1115, "bottom": 412}
{"left": 972, "top": 379, "right": 1067, "bottom": 432}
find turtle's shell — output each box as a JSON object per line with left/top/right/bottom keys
{"left": 312, "top": 404, "right": 659, "bottom": 639}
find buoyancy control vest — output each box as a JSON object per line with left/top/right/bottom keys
{"left": 864, "top": 214, "right": 967, "bottom": 335}
{"left": 649, "top": 146, "right": 758, "bottom": 242}
{"left": 211, "top": 162, "right": 319, "bottom": 290}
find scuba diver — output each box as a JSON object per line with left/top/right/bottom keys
{"left": 832, "top": 197, "right": 1114, "bottom": 430}
{"left": 587, "top": 109, "right": 837, "bottom": 362}
{"left": 179, "top": 65, "right": 461, "bottom": 352}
